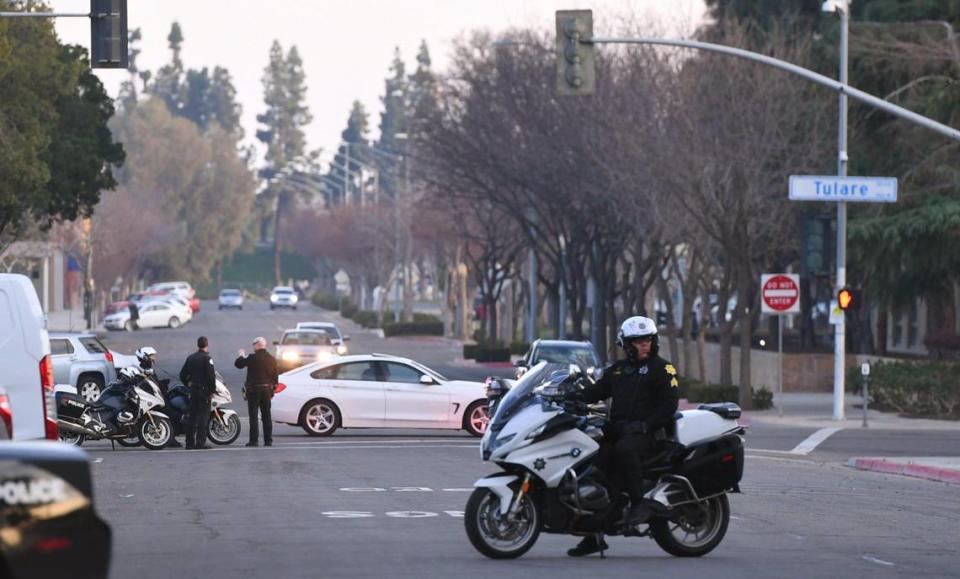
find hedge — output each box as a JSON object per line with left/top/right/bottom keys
{"left": 847, "top": 360, "right": 960, "bottom": 419}
{"left": 476, "top": 346, "right": 511, "bottom": 362}
{"left": 681, "top": 379, "right": 773, "bottom": 410}
{"left": 510, "top": 341, "right": 530, "bottom": 356}
{"left": 311, "top": 293, "right": 341, "bottom": 310}
{"left": 340, "top": 303, "right": 359, "bottom": 319}
{"left": 351, "top": 311, "right": 380, "bottom": 329}
{"left": 383, "top": 321, "right": 444, "bottom": 337}
{"left": 463, "top": 344, "right": 481, "bottom": 360}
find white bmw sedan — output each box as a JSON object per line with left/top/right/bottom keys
{"left": 273, "top": 354, "right": 489, "bottom": 437}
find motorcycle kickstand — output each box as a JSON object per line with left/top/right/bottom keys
{"left": 596, "top": 533, "right": 606, "bottom": 559}
{"left": 110, "top": 439, "right": 116, "bottom": 451}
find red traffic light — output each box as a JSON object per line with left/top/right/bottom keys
{"left": 838, "top": 287, "right": 858, "bottom": 310}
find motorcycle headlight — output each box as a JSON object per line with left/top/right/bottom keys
{"left": 489, "top": 432, "right": 516, "bottom": 452}
{"left": 526, "top": 424, "right": 547, "bottom": 440}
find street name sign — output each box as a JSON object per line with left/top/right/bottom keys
{"left": 761, "top": 274, "right": 800, "bottom": 315}
{"left": 789, "top": 175, "right": 897, "bottom": 203}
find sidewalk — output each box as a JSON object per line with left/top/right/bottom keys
{"left": 46, "top": 308, "right": 98, "bottom": 333}
{"left": 746, "top": 392, "right": 960, "bottom": 431}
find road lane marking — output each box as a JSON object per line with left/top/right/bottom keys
{"left": 862, "top": 555, "right": 894, "bottom": 567}
{"left": 85, "top": 443, "right": 478, "bottom": 454}
{"left": 789, "top": 427, "right": 843, "bottom": 455}
{"left": 322, "top": 511, "right": 375, "bottom": 518}
{"left": 441, "top": 488, "right": 473, "bottom": 492}
{"left": 444, "top": 511, "right": 465, "bottom": 518}
{"left": 385, "top": 511, "right": 438, "bottom": 518}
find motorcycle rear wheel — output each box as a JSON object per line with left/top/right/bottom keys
{"left": 208, "top": 413, "right": 241, "bottom": 445}
{"left": 650, "top": 494, "right": 729, "bottom": 557}
{"left": 117, "top": 435, "right": 141, "bottom": 447}
{"left": 465, "top": 487, "right": 540, "bottom": 559}
{"left": 59, "top": 429, "right": 84, "bottom": 446}
{"left": 138, "top": 416, "right": 173, "bottom": 450}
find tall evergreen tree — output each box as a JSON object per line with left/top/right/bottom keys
{"left": 329, "top": 101, "right": 371, "bottom": 205}
{"left": 150, "top": 22, "right": 185, "bottom": 113}
{"left": 256, "top": 41, "right": 313, "bottom": 284}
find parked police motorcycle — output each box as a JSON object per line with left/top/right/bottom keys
{"left": 162, "top": 371, "right": 241, "bottom": 445}
{"left": 465, "top": 362, "right": 745, "bottom": 559}
{"left": 56, "top": 367, "right": 174, "bottom": 450}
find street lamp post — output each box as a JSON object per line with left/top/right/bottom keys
{"left": 558, "top": 234, "right": 567, "bottom": 340}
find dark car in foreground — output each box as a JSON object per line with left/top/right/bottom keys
{"left": 0, "top": 442, "right": 111, "bottom": 578}
{"left": 514, "top": 339, "right": 602, "bottom": 378}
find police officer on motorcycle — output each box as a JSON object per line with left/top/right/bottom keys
{"left": 136, "top": 346, "right": 183, "bottom": 447}
{"left": 567, "top": 315, "right": 680, "bottom": 557}
{"left": 179, "top": 336, "right": 217, "bottom": 450}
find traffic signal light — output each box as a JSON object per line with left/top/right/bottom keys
{"left": 555, "top": 10, "right": 595, "bottom": 96}
{"left": 90, "top": 0, "right": 127, "bottom": 69}
{"left": 837, "top": 287, "right": 859, "bottom": 311}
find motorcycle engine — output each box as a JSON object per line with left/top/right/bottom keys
{"left": 560, "top": 473, "right": 611, "bottom": 512}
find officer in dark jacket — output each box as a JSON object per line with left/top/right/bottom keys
{"left": 234, "top": 336, "right": 279, "bottom": 447}
{"left": 567, "top": 315, "right": 679, "bottom": 557}
{"left": 179, "top": 336, "right": 217, "bottom": 450}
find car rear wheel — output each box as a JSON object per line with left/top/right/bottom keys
{"left": 300, "top": 399, "right": 340, "bottom": 436}
{"left": 77, "top": 374, "right": 104, "bottom": 403}
{"left": 463, "top": 401, "right": 489, "bottom": 437}
{"left": 168, "top": 316, "right": 181, "bottom": 329}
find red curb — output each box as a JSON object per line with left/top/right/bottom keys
{"left": 848, "top": 458, "right": 960, "bottom": 485}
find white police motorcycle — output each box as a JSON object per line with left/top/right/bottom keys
{"left": 465, "top": 362, "right": 745, "bottom": 559}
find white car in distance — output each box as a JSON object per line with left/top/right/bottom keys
{"left": 272, "top": 354, "right": 489, "bottom": 437}
{"left": 218, "top": 289, "right": 244, "bottom": 310}
{"left": 270, "top": 286, "right": 298, "bottom": 310}
{"left": 296, "top": 321, "right": 349, "bottom": 355}
{"left": 103, "top": 301, "right": 187, "bottom": 331}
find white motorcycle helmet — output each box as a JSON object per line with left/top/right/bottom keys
{"left": 617, "top": 315, "right": 659, "bottom": 360}
{"left": 135, "top": 346, "right": 157, "bottom": 369}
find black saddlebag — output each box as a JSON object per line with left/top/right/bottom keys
{"left": 55, "top": 391, "right": 88, "bottom": 420}
{"left": 674, "top": 434, "right": 744, "bottom": 497}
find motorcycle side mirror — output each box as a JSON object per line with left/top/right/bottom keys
{"left": 513, "top": 359, "right": 526, "bottom": 368}
{"left": 485, "top": 377, "right": 509, "bottom": 399}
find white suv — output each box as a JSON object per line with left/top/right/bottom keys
{"left": 270, "top": 287, "right": 298, "bottom": 310}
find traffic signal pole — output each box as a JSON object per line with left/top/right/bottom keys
{"left": 833, "top": 5, "right": 850, "bottom": 420}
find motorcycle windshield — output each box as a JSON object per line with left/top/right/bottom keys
{"left": 488, "top": 362, "right": 572, "bottom": 434}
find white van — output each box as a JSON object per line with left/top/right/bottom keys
{"left": 0, "top": 273, "right": 57, "bottom": 439}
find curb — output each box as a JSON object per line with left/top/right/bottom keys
{"left": 847, "top": 457, "right": 960, "bottom": 485}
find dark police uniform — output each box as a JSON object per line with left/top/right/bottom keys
{"left": 579, "top": 354, "right": 680, "bottom": 503}
{"left": 179, "top": 350, "right": 217, "bottom": 449}
{"left": 234, "top": 350, "right": 279, "bottom": 446}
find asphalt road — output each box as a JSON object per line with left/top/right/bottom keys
{"left": 83, "top": 301, "right": 960, "bottom": 578}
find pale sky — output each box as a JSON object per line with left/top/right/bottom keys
{"left": 50, "top": 0, "right": 706, "bottom": 163}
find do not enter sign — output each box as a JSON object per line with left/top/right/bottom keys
{"left": 761, "top": 274, "right": 800, "bottom": 314}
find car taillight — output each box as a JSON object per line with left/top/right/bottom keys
{"left": 39, "top": 355, "right": 58, "bottom": 440}
{"left": 275, "top": 383, "right": 286, "bottom": 394}
{"left": 0, "top": 392, "right": 12, "bottom": 438}
{"left": 105, "top": 350, "right": 114, "bottom": 364}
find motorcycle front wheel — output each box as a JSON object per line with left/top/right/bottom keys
{"left": 208, "top": 413, "right": 241, "bottom": 445}
{"left": 138, "top": 416, "right": 173, "bottom": 450}
{"left": 465, "top": 487, "right": 540, "bottom": 559}
{"left": 650, "top": 493, "right": 730, "bottom": 557}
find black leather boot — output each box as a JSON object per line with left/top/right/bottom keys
{"left": 566, "top": 535, "right": 609, "bottom": 557}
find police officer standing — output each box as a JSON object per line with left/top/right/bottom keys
{"left": 235, "top": 337, "right": 278, "bottom": 447}
{"left": 179, "top": 336, "right": 217, "bottom": 450}
{"left": 566, "top": 315, "right": 679, "bottom": 557}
